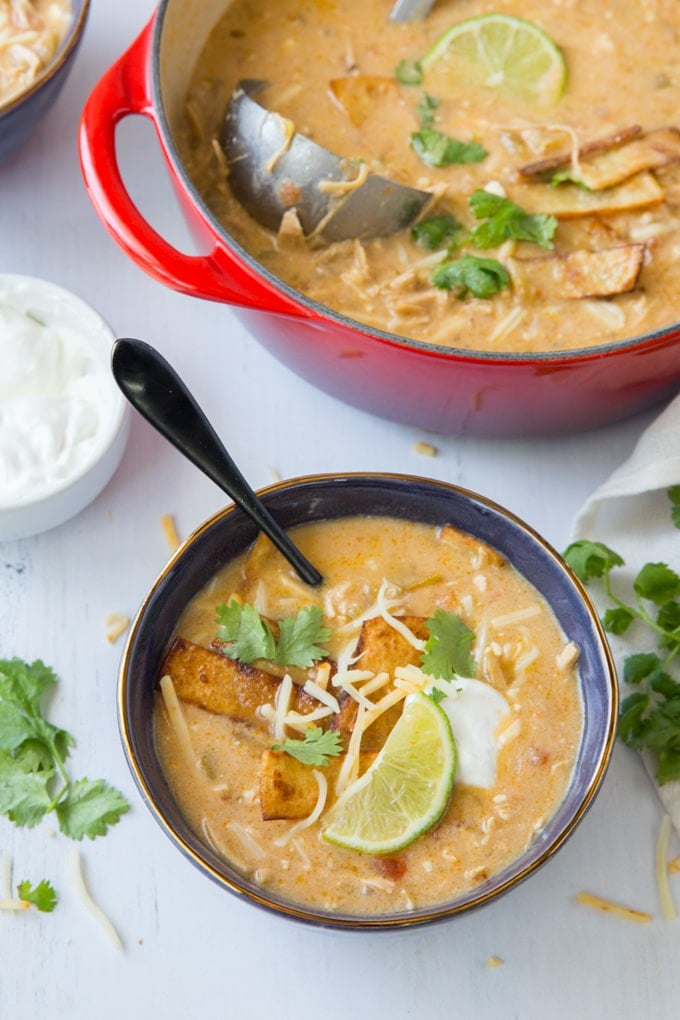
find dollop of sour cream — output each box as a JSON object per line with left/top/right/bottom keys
{"left": 438, "top": 678, "right": 513, "bottom": 789}
{"left": 0, "top": 282, "right": 119, "bottom": 508}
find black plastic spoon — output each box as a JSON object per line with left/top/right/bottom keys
{"left": 111, "top": 338, "right": 322, "bottom": 587}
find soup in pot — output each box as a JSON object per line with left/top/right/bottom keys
{"left": 155, "top": 515, "right": 583, "bottom": 916}
{"left": 176, "top": 0, "right": 680, "bottom": 354}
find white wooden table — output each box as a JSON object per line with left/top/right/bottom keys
{"left": 1, "top": 3, "right": 679, "bottom": 1017}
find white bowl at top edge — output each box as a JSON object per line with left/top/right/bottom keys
{"left": 0, "top": 274, "right": 130, "bottom": 542}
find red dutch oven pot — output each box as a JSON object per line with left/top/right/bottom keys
{"left": 78, "top": 2, "right": 680, "bottom": 438}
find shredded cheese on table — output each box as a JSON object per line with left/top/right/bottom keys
{"left": 656, "top": 814, "right": 677, "bottom": 921}
{"left": 72, "top": 850, "right": 123, "bottom": 950}
{"left": 576, "top": 890, "right": 652, "bottom": 923}
{"left": 160, "top": 513, "right": 180, "bottom": 551}
{"left": 105, "top": 613, "right": 130, "bottom": 644}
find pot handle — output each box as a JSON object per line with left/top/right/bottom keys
{"left": 78, "top": 17, "right": 307, "bottom": 317}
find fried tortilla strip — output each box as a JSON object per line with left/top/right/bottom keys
{"left": 512, "top": 171, "right": 664, "bottom": 219}
{"left": 520, "top": 127, "right": 680, "bottom": 190}
{"left": 508, "top": 244, "right": 646, "bottom": 302}
{"left": 439, "top": 523, "right": 506, "bottom": 568}
{"left": 329, "top": 75, "right": 399, "bottom": 127}
{"left": 333, "top": 615, "right": 429, "bottom": 749}
{"left": 160, "top": 637, "right": 315, "bottom": 725}
{"left": 260, "top": 749, "right": 377, "bottom": 819}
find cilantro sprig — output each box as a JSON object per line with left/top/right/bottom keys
{"left": 215, "top": 601, "right": 331, "bottom": 669}
{"left": 420, "top": 610, "right": 476, "bottom": 680}
{"left": 0, "top": 659, "right": 129, "bottom": 839}
{"left": 431, "top": 254, "right": 510, "bottom": 299}
{"left": 564, "top": 491, "right": 680, "bottom": 785}
{"left": 17, "top": 879, "right": 57, "bottom": 912}
{"left": 468, "top": 190, "right": 557, "bottom": 250}
{"left": 273, "top": 727, "right": 343, "bottom": 766}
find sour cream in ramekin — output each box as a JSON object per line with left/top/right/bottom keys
{"left": 0, "top": 275, "right": 129, "bottom": 540}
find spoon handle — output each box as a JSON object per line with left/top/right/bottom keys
{"left": 111, "top": 338, "right": 322, "bottom": 587}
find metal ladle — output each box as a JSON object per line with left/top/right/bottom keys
{"left": 390, "top": 0, "right": 437, "bottom": 20}
{"left": 220, "top": 80, "right": 431, "bottom": 243}
{"left": 111, "top": 338, "right": 323, "bottom": 587}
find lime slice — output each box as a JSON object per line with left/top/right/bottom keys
{"left": 322, "top": 692, "right": 456, "bottom": 854}
{"left": 421, "top": 14, "right": 567, "bottom": 108}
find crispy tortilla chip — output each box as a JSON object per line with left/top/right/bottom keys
{"left": 160, "top": 637, "right": 315, "bottom": 725}
{"left": 329, "top": 75, "right": 398, "bottom": 127}
{"left": 520, "top": 127, "right": 680, "bottom": 190}
{"left": 508, "top": 243, "right": 646, "bottom": 301}
{"left": 439, "top": 523, "right": 506, "bottom": 568}
{"left": 333, "top": 616, "right": 428, "bottom": 749}
{"left": 260, "top": 749, "right": 376, "bottom": 819}
{"left": 512, "top": 171, "right": 664, "bottom": 219}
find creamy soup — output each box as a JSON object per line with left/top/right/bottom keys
{"left": 0, "top": 0, "right": 72, "bottom": 107}
{"left": 177, "top": 0, "right": 680, "bottom": 354}
{"left": 155, "top": 516, "right": 582, "bottom": 916}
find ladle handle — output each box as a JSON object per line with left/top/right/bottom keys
{"left": 111, "top": 338, "right": 322, "bottom": 587}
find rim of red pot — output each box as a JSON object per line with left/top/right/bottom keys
{"left": 149, "top": 0, "right": 680, "bottom": 368}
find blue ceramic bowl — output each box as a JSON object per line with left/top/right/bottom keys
{"left": 118, "top": 473, "right": 618, "bottom": 930}
{"left": 0, "top": 0, "right": 90, "bottom": 165}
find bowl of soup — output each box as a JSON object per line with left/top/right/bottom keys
{"left": 0, "top": 0, "right": 89, "bottom": 164}
{"left": 79, "top": 0, "right": 680, "bottom": 436}
{"left": 118, "top": 472, "right": 617, "bottom": 929}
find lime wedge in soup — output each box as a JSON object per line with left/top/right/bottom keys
{"left": 323, "top": 692, "right": 456, "bottom": 855}
{"left": 421, "top": 13, "right": 567, "bottom": 109}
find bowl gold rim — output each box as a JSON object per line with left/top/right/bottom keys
{"left": 118, "top": 471, "right": 619, "bottom": 930}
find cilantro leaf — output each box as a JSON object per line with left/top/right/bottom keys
{"left": 669, "top": 486, "right": 680, "bottom": 530}
{"left": 421, "top": 610, "right": 476, "bottom": 680}
{"left": 563, "top": 540, "right": 625, "bottom": 583}
{"left": 411, "top": 127, "right": 487, "bottom": 167}
{"left": 395, "top": 58, "right": 423, "bottom": 85}
{"left": 634, "top": 562, "right": 680, "bottom": 606}
{"left": 0, "top": 750, "right": 54, "bottom": 827}
{"left": 216, "top": 601, "right": 330, "bottom": 668}
{"left": 432, "top": 254, "right": 510, "bottom": 299}
{"left": 564, "top": 497, "right": 680, "bottom": 787}
{"left": 411, "top": 215, "right": 464, "bottom": 252}
{"left": 17, "top": 879, "right": 57, "bottom": 913}
{"left": 55, "top": 778, "right": 130, "bottom": 841}
{"left": 416, "top": 93, "right": 439, "bottom": 126}
{"left": 216, "top": 601, "right": 276, "bottom": 663}
{"left": 468, "top": 190, "right": 557, "bottom": 250}
{"left": 274, "top": 606, "right": 333, "bottom": 669}
{"left": 273, "top": 727, "right": 343, "bottom": 766}
{"left": 428, "top": 687, "right": 447, "bottom": 705}
{"left": 0, "top": 658, "right": 129, "bottom": 838}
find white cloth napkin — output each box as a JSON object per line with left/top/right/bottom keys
{"left": 572, "top": 392, "right": 680, "bottom": 833}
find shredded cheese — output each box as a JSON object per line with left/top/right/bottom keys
{"left": 491, "top": 605, "right": 541, "bottom": 629}
{"left": 226, "top": 822, "right": 265, "bottom": 860}
{"left": 272, "top": 673, "right": 293, "bottom": 741}
{"left": 160, "top": 513, "right": 180, "bottom": 551}
{"left": 575, "top": 890, "right": 652, "bottom": 923}
{"left": 556, "top": 641, "right": 580, "bottom": 670}
{"left": 72, "top": 850, "right": 123, "bottom": 949}
{"left": 159, "top": 674, "right": 198, "bottom": 771}
{"left": 413, "top": 441, "right": 438, "bottom": 457}
{"left": 656, "top": 813, "right": 677, "bottom": 921}
{"left": 302, "top": 679, "right": 340, "bottom": 714}
{"left": 335, "top": 703, "right": 366, "bottom": 796}
{"left": 376, "top": 579, "right": 426, "bottom": 650}
{"left": 274, "top": 770, "right": 328, "bottom": 847}
{"left": 486, "top": 956, "right": 505, "bottom": 968}
{"left": 105, "top": 613, "right": 130, "bottom": 644}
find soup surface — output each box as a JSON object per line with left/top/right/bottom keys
{"left": 177, "top": 0, "right": 680, "bottom": 354}
{"left": 0, "top": 0, "right": 72, "bottom": 107}
{"left": 155, "top": 516, "right": 583, "bottom": 916}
